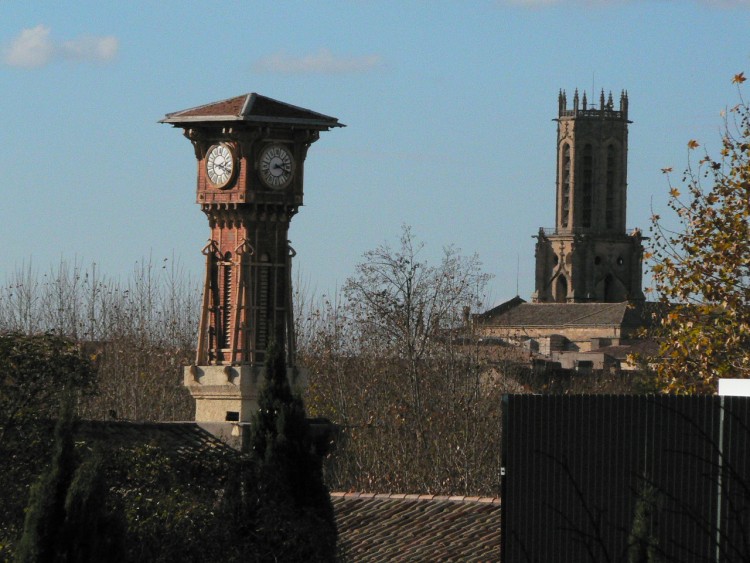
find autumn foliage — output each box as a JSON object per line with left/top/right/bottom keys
{"left": 649, "top": 72, "right": 750, "bottom": 393}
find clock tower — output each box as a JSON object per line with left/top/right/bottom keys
{"left": 532, "top": 89, "right": 645, "bottom": 303}
{"left": 161, "top": 94, "right": 342, "bottom": 423}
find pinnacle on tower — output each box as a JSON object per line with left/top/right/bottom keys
{"left": 558, "top": 89, "right": 567, "bottom": 115}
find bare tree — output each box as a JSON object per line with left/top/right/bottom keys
{"left": 343, "top": 225, "right": 491, "bottom": 417}
{"left": 0, "top": 257, "right": 198, "bottom": 421}
{"left": 298, "top": 226, "right": 502, "bottom": 495}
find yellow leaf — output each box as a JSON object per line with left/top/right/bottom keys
{"left": 670, "top": 187, "right": 681, "bottom": 198}
{"left": 732, "top": 72, "right": 746, "bottom": 84}
{"left": 688, "top": 139, "right": 700, "bottom": 150}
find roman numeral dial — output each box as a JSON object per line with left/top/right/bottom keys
{"left": 259, "top": 144, "right": 295, "bottom": 189}
{"left": 205, "top": 143, "right": 235, "bottom": 189}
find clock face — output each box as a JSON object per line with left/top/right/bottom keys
{"left": 259, "top": 144, "right": 295, "bottom": 189}
{"left": 205, "top": 144, "right": 235, "bottom": 188}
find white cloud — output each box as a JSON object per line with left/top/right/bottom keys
{"left": 61, "top": 35, "right": 118, "bottom": 62}
{"left": 2, "top": 25, "right": 118, "bottom": 68}
{"left": 3, "top": 25, "right": 54, "bottom": 68}
{"left": 254, "top": 48, "right": 382, "bottom": 74}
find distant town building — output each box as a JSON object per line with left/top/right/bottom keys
{"left": 534, "top": 89, "right": 644, "bottom": 303}
{"left": 477, "top": 90, "right": 654, "bottom": 372}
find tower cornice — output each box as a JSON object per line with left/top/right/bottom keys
{"left": 556, "top": 88, "right": 631, "bottom": 123}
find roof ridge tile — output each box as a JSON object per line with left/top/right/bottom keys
{"left": 330, "top": 491, "right": 500, "bottom": 504}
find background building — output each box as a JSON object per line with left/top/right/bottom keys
{"left": 477, "top": 90, "right": 653, "bottom": 372}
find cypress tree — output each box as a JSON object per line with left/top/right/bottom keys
{"left": 627, "top": 478, "right": 662, "bottom": 563}
{"left": 15, "top": 398, "right": 77, "bottom": 563}
{"left": 15, "top": 399, "right": 124, "bottom": 563}
{"left": 62, "top": 448, "right": 125, "bottom": 563}
{"left": 249, "top": 340, "right": 337, "bottom": 561}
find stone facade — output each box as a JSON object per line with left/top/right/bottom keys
{"left": 477, "top": 88, "right": 655, "bottom": 371}
{"left": 183, "top": 364, "right": 306, "bottom": 423}
{"left": 532, "top": 90, "right": 645, "bottom": 303}
{"left": 476, "top": 299, "right": 648, "bottom": 352}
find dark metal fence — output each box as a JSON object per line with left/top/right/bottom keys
{"left": 501, "top": 395, "right": 750, "bottom": 562}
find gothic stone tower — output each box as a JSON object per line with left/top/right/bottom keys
{"left": 532, "top": 89, "right": 645, "bottom": 303}
{"left": 161, "top": 94, "right": 342, "bottom": 423}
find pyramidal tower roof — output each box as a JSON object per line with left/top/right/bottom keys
{"left": 160, "top": 93, "right": 344, "bottom": 129}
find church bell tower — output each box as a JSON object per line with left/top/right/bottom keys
{"left": 161, "top": 94, "right": 342, "bottom": 423}
{"left": 532, "top": 89, "right": 644, "bottom": 303}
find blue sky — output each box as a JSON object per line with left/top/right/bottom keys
{"left": 2, "top": 0, "right": 749, "bottom": 307}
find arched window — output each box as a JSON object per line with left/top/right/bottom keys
{"left": 605, "top": 145, "right": 616, "bottom": 229}
{"left": 222, "top": 252, "right": 233, "bottom": 348}
{"left": 555, "top": 275, "right": 568, "bottom": 303}
{"left": 256, "top": 253, "right": 271, "bottom": 361}
{"left": 561, "top": 144, "right": 571, "bottom": 228}
{"left": 581, "top": 144, "right": 593, "bottom": 228}
{"left": 603, "top": 274, "right": 614, "bottom": 302}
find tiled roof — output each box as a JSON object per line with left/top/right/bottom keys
{"left": 76, "top": 420, "right": 237, "bottom": 455}
{"left": 77, "top": 419, "right": 336, "bottom": 455}
{"left": 585, "top": 339, "right": 661, "bottom": 359}
{"left": 76, "top": 423, "right": 501, "bottom": 559}
{"left": 161, "top": 93, "right": 343, "bottom": 128}
{"left": 479, "top": 295, "right": 526, "bottom": 319}
{"left": 480, "top": 299, "right": 641, "bottom": 328}
{"left": 331, "top": 492, "right": 501, "bottom": 562}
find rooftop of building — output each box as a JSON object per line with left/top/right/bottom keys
{"left": 160, "top": 93, "right": 344, "bottom": 129}
{"left": 73, "top": 420, "right": 500, "bottom": 561}
{"left": 478, "top": 297, "right": 658, "bottom": 329}
{"left": 332, "top": 492, "right": 501, "bottom": 562}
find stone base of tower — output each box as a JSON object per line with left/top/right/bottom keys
{"left": 533, "top": 230, "right": 645, "bottom": 303}
{"left": 183, "top": 364, "right": 307, "bottom": 423}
